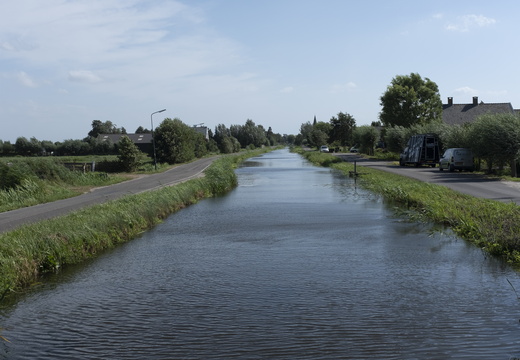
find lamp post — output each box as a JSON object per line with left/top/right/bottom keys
{"left": 151, "top": 109, "right": 166, "bottom": 170}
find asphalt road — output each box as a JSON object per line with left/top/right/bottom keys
{"left": 3, "top": 152, "right": 520, "bottom": 234}
{"left": 0, "top": 156, "right": 218, "bottom": 234}
{"left": 336, "top": 153, "right": 520, "bottom": 204}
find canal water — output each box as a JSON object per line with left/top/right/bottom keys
{"left": 1, "top": 148, "right": 520, "bottom": 359}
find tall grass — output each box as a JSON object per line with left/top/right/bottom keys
{"left": 0, "top": 158, "right": 125, "bottom": 212}
{"left": 0, "top": 149, "right": 269, "bottom": 300}
{"left": 298, "top": 149, "right": 520, "bottom": 266}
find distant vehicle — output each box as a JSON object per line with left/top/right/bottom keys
{"left": 399, "top": 134, "right": 440, "bottom": 167}
{"left": 320, "top": 145, "right": 329, "bottom": 153}
{"left": 350, "top": 146, "right": 359, "bottom": 153}
{"left": 439, "top": 148, "right": 474, "bottom": 172}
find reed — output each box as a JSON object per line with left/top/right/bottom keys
{"left": 0, "top": 158, "right": 126, "bottom": 212}
{"left": 0, "top": 149, "right": 268, "bottom": 300}
{"left": 298, "top": 149, "right": 520, "bottom": 266}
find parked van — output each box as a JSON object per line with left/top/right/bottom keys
{"left": 399, "top": 134, "right": 440, "bottom": 167}
{"left": 439, "top": 148, "right": 474, "bottom": 172}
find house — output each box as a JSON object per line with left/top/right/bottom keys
{"left": 442, "top": 96, "right": 516, "bottom": 126}
{"left": 98, "top": 126, "right": 209, "bottom": 153}
{"left": 98, "top": 133, "right": 152, "bottom": 153}
{"left": 193, "top": 125, "right": 209, "bottom": 140}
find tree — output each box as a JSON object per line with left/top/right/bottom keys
{"left": 379, "top": 73, "right": 442, "bottom": 127}
{"left": 310, "top": 128, "right": 328, "bottom": 148}
{"left": 384, "top": 126, "right": 407, "bottom": 153}
{"left": 299, "top": 122, "right": 314, "bottom": 146}
{"left": 135, "top": 126, "right": 150, "bottom": 134}
{"left": 154, "top": 118, "right": 196, "bottom": 164}
{"left": 118, "top": 135, "right": 143, "bottom": 172}
{"left": 329, "top": 112, "right": 356, "bottom": 146}
{"left": 14, "top": 137, "right": 33, "bottom": 156}
{"left": 353, "top": 126, "right": 379, "bottom": 155}
{"left": 468, "top": 113, "right": 520, "bottom": 175}
{"left": 230, "top": 119, "right": 267, "bottom": 148}
{"left": 56, "top": 139, "right": 91, "bottom": 156}
{"left": 41, "top": 140, "right": 56, "bottom": 155}
{"left": 213, "top": 124, "right": 240, "bottom": 154}
{"left": 88, "top": 120, "right": 122, "bottom": 138}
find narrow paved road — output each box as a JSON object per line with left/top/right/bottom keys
{"left": 336, "top": 153, "right": 520, "bottom": 204}
{"left": 0, "top": 156, "right": 218, "bottom": 233}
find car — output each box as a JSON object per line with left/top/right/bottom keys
{"left": 439, "top": 148, "right": 474, "bottom": 172}
{"left": 320, "top": 145, "right": 329, "bottom": 153}
{"left": 349, "top": 146, "right": 359, "bottom": 153}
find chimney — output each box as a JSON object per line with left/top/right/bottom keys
{"left": 473, "top": 96, "right": 478, "bottom": 105}
{"left": 448, "top": 97, "right": 453, "bottom": 105}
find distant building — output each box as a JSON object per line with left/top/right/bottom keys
{"left": 98, "top": 133, "right": 152, "bottom": 153}
{"left": 98, "top": 126, "right": 209, "bottom": 153}
{"left": 442, "top": 96, "right": 516, "bottom": 126}
{"left": 193, "top": 125, "right": 209, "bottom": 140}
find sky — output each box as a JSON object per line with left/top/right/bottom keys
{"left": 1, "top": 0, "right": 519, "bottom": 143}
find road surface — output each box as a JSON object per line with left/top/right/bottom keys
{"left": 0, "top": 156, "right": 218, "bottom": 233}
{"left": 336, "top": 153, "right": 520, "bottom": 204}
{"left": 3, "top": 152, "right": 520, "bottom": 234}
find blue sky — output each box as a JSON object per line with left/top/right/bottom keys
{"left": 1, "top": 0, "right": 518, "bottom": 142}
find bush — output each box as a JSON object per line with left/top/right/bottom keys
{"left": 0, "top": 162, "right": 24, "bottom": 190}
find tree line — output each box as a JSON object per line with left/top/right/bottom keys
{"left": 295, "top": 112, "right": 382, "bottom": 155}
{"left": 298, "top": 72, "right": 520, "bottom": 176}
{"left": 0, "top": 118, "right": 290, "bottom": 160}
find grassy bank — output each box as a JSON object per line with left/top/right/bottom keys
{"left": 0, "top": 157, "right": 126, "bottom": 212}
{"left": 297, "top": 149, "right": 520, "bottom": 267}
{"left": 0, "top": 149, "right": 269, "bottom": 299}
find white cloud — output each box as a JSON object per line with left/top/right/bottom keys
{"left": 446, "top": 14, "right": 496, "bottom": 32}
{"left": 330, "top": 82, "right": 357, "bottom": 94}
{"left": 280, "top": 86, "right": 294, "bottom": 93}
{"left": 17, "top": 71, "right": 37, "bottom": 87}
{"left": 454, "top": 86, "right": 478, "bottom": 95}
{"left": 68, "top": 70, "right": 103, "bottom": 84}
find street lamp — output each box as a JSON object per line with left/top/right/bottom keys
{"left": 151, "top": 109, "right": 166, "bottom": 170}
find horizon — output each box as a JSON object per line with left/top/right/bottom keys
{"left": 2, "top": 0, "right": 519, "bottom": 143}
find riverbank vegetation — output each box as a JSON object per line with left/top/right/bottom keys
{"left": 0, "top": 158, "right": 126, "bottom": 213}
{"left": 0, "top": 149, "right": 269, "bottom": 300}
{"left": 297, "top": 149, "right": 520, "bottom": 267}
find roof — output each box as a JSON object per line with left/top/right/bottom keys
{"left": 442, "top": 97, "right": 515, "bottom": 126}
{"left": 98, "top": 133, "right": 152, "bottom": 144}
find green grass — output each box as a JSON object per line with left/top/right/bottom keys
{"left": 297, "top": 148, "right": 520, "bottom": 267}
{"left": 0, "top": 148, "right": 270, "bottom": 301}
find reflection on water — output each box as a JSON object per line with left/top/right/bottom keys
{"left": 1, "top": 148, "right": 520, "bottom": 359}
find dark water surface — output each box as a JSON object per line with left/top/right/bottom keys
{"left": 1, "top": 149, "right": 520, "bottom": 359}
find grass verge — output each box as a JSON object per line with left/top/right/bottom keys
{"left": 297, "top": 148, "right": 520, "bottom": 267}
{"left": 0, "top": 149, "right": 269, "bottom": 300}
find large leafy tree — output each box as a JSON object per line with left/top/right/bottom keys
{"left": 380, "top": 73, "right": 442, "bottom": 127}
{"left": 213, "top": 124, "right": 240, "bottom": 154}
{"left": 230, "top": 119, "right": 267, "bottom": 148}
{"left": 329, "top": 112, "right": 356, "bottom": 146}
{"left": 155, "top": 118, "right": 197, "bottom": 164}
{"left": 88, "top": 120, "right": 123, "bottom": 138}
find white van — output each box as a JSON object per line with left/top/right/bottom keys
{"left": 439, "top": 148, "right": 474, "bottom": 172}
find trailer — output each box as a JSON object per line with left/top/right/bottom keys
{"left": 399, "top": 134, "right": 440, "bottom": 167}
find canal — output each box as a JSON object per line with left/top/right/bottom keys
{"left": 1, "top": 148, "right": 520, "bottom": 359}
